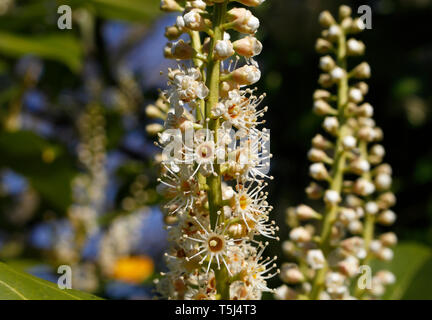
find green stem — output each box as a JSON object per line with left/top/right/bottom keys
{"left": 353, "top": 140, "right": 375, "bottom": 298}
{"left": 205, "top": 1, "right": 228, "bottom": 299}
{"left": 309, "top": 29, "right": 349, "bottom": 300}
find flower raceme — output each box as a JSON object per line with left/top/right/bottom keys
{"left": 153, "top": 0, "right": 278, "bottom": 300}
{"left": 277, "top": 6, "right": 397, "bottom": 300}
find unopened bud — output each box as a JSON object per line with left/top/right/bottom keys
{"left": 306, "top": 182, "right": 323, "bottom": 200}
{"left": 171, "top": 39, "right": 195, "bottom": 59}
{"left": 313, "top": 89, "right": 331, "bottom": 101}
{"left": 339, "top": 5, "right": 352, "bottom": 19}
{"left": 315, "top": 38, "right": 333, "bottom": 53}
{"left": 214, "top": 39, "right": 234, "bottom": 60}
{"left": 183, "top": 9, "right": 207, "bottom": 31}
{"left": 319, "top": 55, "right": 336, "bottom": 72}
{"left": 347, "top": 39, "right": 365, "bottom": 55}
{"left": 324, "top": 190, "right": 341, "bottom": 205}
{"left": 342, "top": 135, "right": 357, "bottom": 149}
{"left": 352, "top": 62, "right": 371, "bottom": 79}
{"left": 146, "top": 105, "right": 165, "bottom": 119}
{"left": 353, "top": 178, "right": 375, "bottom": 196}
{"left": 233, "top": 36, "right": 262, "bottom": 58}
{"left": 231, "top": 65, "right": 261, "bottom": 85}
{"left": 290, "top": 227, "right": 311, "bottom": 243}
{"left": 233, "top": 0, "right": 266, "bottom": 7}
{"left": 146, "top": 123, "right": 164, "bottom": 136}
{"left": 377, "top": 210, "right": 396, "bottom": 226}
{"left": 319, "top": 11, "right": 336, "bottom": 27}
{"left": 160, "top": 0, "right": 183, "bottom": 12}
{"left": 313, "top": 99, "right": 336, "bottom": 116}
{"left": 227, "top": 8, "right": 260, "bottom": 34}
{"left": 330, "top": 67, "right": 345, "bottom": 81}
{"left": 380, "top": 232, "right": 398, "bottom": 247}
{"left": 323, "top": 116, "right": 339, "bottom": 134}
{"left": 295, "top": 205, "right": 320, "bottom": 220}
{"left": 280, "top": 264, "right": 305, "bottom": 284}
{"left": 309, "top": 162, "right": 329, "bottom": 181}
{"left": 165, "top": 25, "right": 183, "bottom": 40}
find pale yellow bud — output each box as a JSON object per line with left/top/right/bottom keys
{"left": 233, "top": 36, "right": 263, "bottom": 58}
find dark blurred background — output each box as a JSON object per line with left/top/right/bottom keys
{"left": 0, "top": 0, "right": 431, "bottom": 299}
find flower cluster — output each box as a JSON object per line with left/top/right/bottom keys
{"left": 276, "top": 6, "right": 396, "bottom": 300}
{"left": 154, "top": 0, "right": 278, "bottom": 300}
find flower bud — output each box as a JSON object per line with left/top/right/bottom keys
{"left": 188, "top": 0, "right": 206, "bottom": 10}
{"left": 214, "top": 39, "right": 234, "bottom": 60}
{"left": 313, "top": 89, "right": 331, "bottom": 101}
{"left": 330, "top": 67, "right": 345, "bottom": 81}
{"left": 323, "top": 116, "right": 339, "bottom": 135}
{"left": 309, "top": 162, "right": 329, "bottom": 181}
{"left": 306, "top": 182, "right": 323, "bottom": 200}
{"left": 295, "top": 204, "right": 320, "bottom": 220}
{"left": 315, "top": 38, "right": 333, "bottom": 53}
{"left": 351, "top": 18, "right": 366, "bottom": 33}
{"left": 328, "top": 25, "right": 342, "bottom": 40}
{"left": 227, "top": 8, "right": 260, "bottom": 34}
{"left": 324, "top": 190, "right": 341, "bottom": 205}
{"left": 183, "top": 9, "right": 207, "bottom": 31}
{"left": 342, "top": 135, "right": 357, "bottom": 150}
{"left": 146, "top": 105, "right": 165, "bottom": 119}
{"left": 318, "top": 11, "right": 336, "bottom": 27}
{"left": 375, "top": 270, "right": 396, "bottom": 285}
{"left": 349, "top": 88, "right": 363, "bottom": 103}
{"left": 312, "top": 134, "right": 332, "bottom": 149}
{"left": 233, "top": 0, "right": 266, "bottom": 6}
{"left": 371, "top": 144, "right": 385, "bottom": 158}
{"left": 160, "top": 0, "right": 183, "bottom": 12}
{"left": 339, "top": 5, "right": 352, "bottom": 19}
{"left": 353, "top": 178, "right": 375, "bottom": 196}
{"left": 290, "top": 227, "right": 311, "bottom": 243}
{"left": 377, "top": 210, "right": 396, "bottom": 226}
{"left": 165, "top": 25, "right": 183, "bottom": 40}
{"left": 318, "top": 73, "right": 334, "bottom": 88}
{"left": 313, "top": 99, "right": 336, "bottom": 116}
{"left": 280, "top": 264, "right": 305, "bottom": 284}
{"left": 350, "top": 158, "right": 370, "bottom": 175}
{"left": 231, "top": 65, "right": 261, "bottom": 85}
{"left": 356, "top": 81, "right": 369, "bottom": 95}
{"left": 146, "top": 123, "right": 164, "bottom": 136}
{"left": 171, "top": 40, "right": 195, "bottom": 59}
{"left": 377, "top": 192, "right": 396, "bottom": 209}
{"left": 308, "top": 148, "right": 329, "bottom": 162}
{"left": 358, "top": 102, "right": 374, "bottom": 117}
{"left": 319, "top": 55, "right": 336, "bottom": 72}
{"left": 365, "top": 201, "right": 379, "bottom": 215}
{"left": 380, "top": 232, "right": 398, "bottom": 247}
{"left": 375, "top": 173, "right": 392, "bottom": 191}
{"left": 352, "top": 62, "right": 371, "bottom": 79}
{"left": 347, "top": 39, "right": 365, "bottom": 55}
{"left": 233, "top": 36, "right": 262, "bottom": 58}
{"left": 341, "top": 17, "right": 353, "bottom": 31}
{"left": 307, "top": 249, "right": 325, "bottom": 270}
{"left": 376, "top": 247, "right": 394, "bottom": 261}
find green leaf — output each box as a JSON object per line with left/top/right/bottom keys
{"left": 372, "top": 242, "right": 432, "bottom": 300}
{"left": 0, "top": 32, "right": 82, "bottom": 72}
{"left": 87, "top": 0, "right": 161, "bottom": 22}
{"left": 0, "top": 262, "right": 102, "bottom": 300}
{"left": 0, "top": 130, "right": 76, "bottom": 211}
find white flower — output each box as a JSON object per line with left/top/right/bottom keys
{"left": 324, "top": 190, "right": 341, "bottom": 204}
{"left": 307, "top": 249, "right": 325, "bottom": 270}
{"left": 214, "top": 39, "right": 235, "bottom": 60}
{"left": 342, "top": 135, "right": 357, "bottom": 149}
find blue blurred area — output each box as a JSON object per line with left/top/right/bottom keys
{"left": 1, "top": 170, "right": 28, "bottom": 195}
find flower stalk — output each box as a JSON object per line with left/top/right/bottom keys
{"left": 277, "top": 5, "right": 397, "bottom": 301}
{"left": 155, "top": 0, "right": 277, "bottom": 300}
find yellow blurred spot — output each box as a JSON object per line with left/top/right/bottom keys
{"left": 42, "top": 148, "right": 56, "bottom": 163}
{"left": 112, "top": 256, "right": 154, "bottom": 284}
